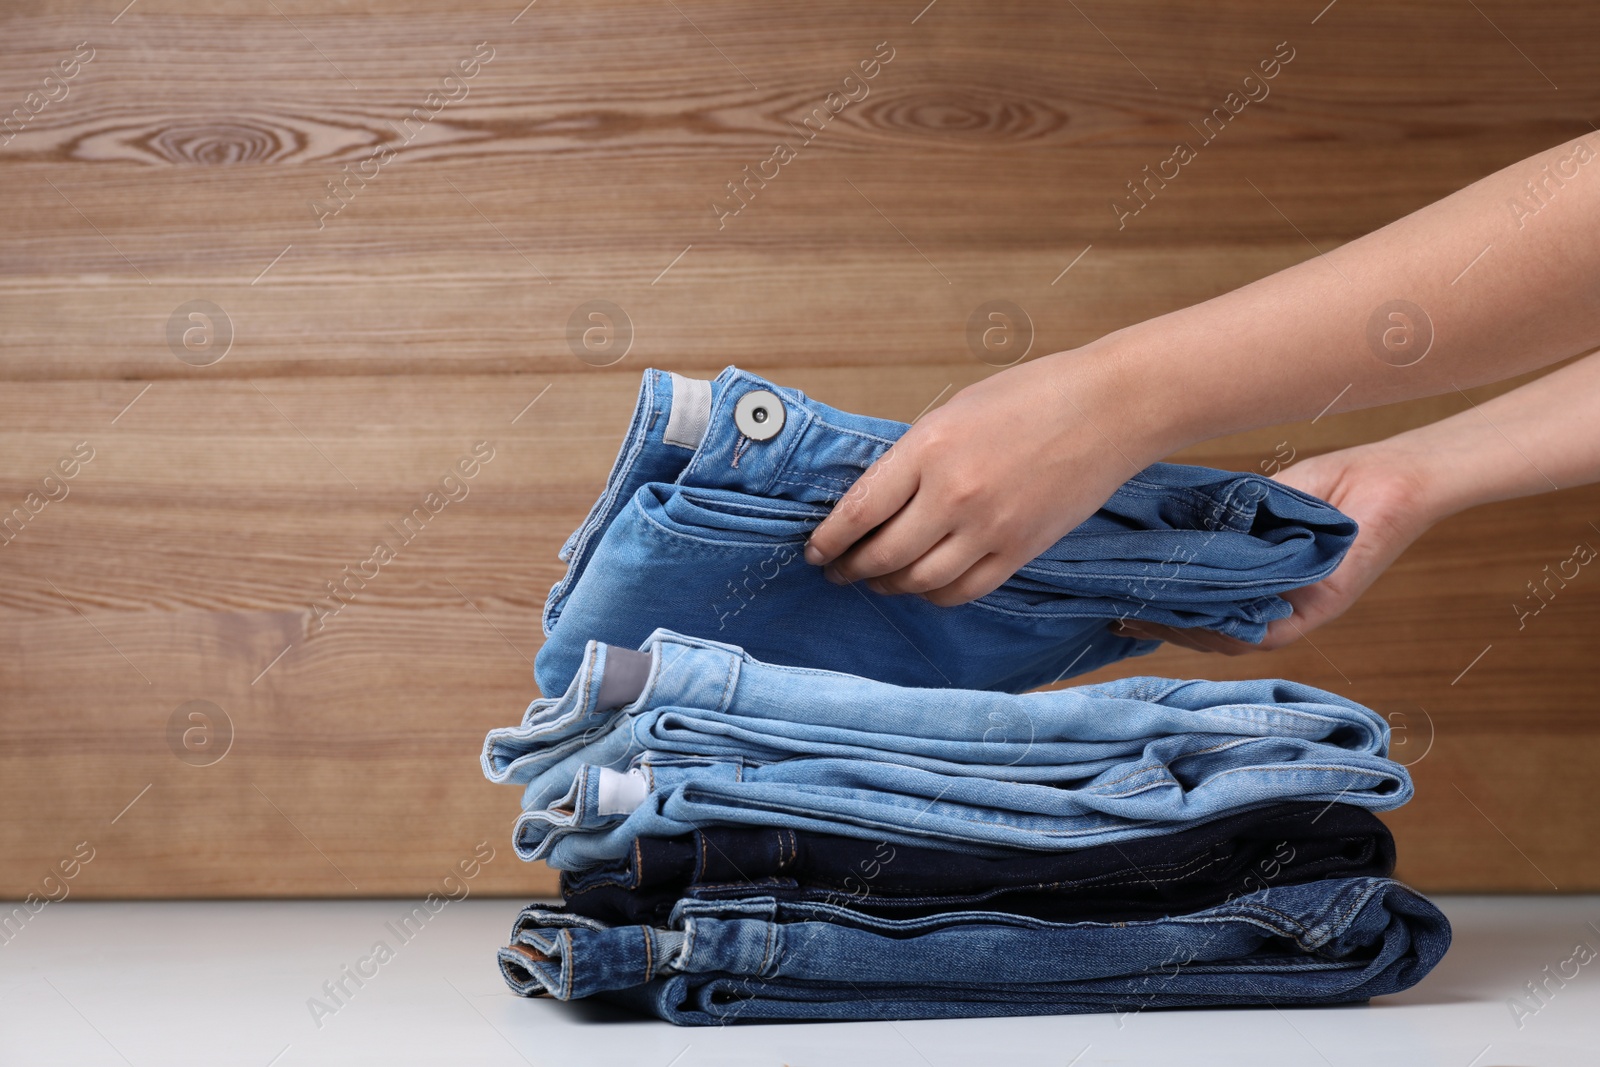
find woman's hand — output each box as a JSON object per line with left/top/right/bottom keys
{"left": 804, "top": 346, "right": 1177, "bottom": 607}
{"left": 1112, "top": 443, "right": 1439, "bottom": 653}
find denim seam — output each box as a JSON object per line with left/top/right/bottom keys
{"left": 804, "top": 416, "right": 900, "bottom": 450}
{"left": 1086, "top": 737, "right": 1258, "bottom": 792}
{"left": 1199, "top": 763, "right": 1399, "bottom": 793}
{"left": 772, "top": 471, "right": 855, "bottom": 490}
{"left": 961, "top": 590, "right": 1236, "bottom": 623}
{"left": 1120, "top": 475, "right": 1271, "bottom": 520}
{"left": 670, "top": 780, "right": 1144, "bottom": 841}
{"left": 578, "top": 643, "right": 600, "bottom": 717}
{"left": 1013, "top": 566, "right": 1299, "bottom": 590}
{"left": 1086, "top": 762, "right": 1396, "bottom": 803}
{"left": 1112, "top": 481, "right": 1225, "bottom": 526}
{"left": 641, "top": 924, "right": 654, "bottom": 982}
{"left": 760, "top": 913, "right": 779, "bottom": 976}
{"left": 633, "top": 496, "right": 811, "bottom": 551}
{"left": 1221, "top": 879, "right": 1376, "bottom": 952}
{"left": 545, "top": 374, "right": 659, "bottom": 634}
{"left": 669, "top": 781, "right": 1376, "bottom": 843}
{"left": 714, "top": 651, "right": 739, "bottom": 716}
{"left": 560, "top": 929, "right": 575, "bottom": 1001}
{"left": 561, "top": 878, "right": 630, "bottom": 899}
{"left": 770, "top": 472, "right": 857, "bottom": 498}
{"left": 1085, "top": 735, "right": 1383, "bottom": 796}
{"left": 681, "top": 846, "right": 1239, "bottom": 897}
{"left": 694, "top": 876, "right": 797, "bottom": 892}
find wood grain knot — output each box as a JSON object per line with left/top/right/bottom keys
{"left": 859, "top": 89, "right": 1068, "bottom": 143}
{"left": 142, "top": 121, "right": 297, "bottom": 165}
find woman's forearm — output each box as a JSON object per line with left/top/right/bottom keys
{"left": 1373, "top": 349, "right": 1600, "bottom": 524}
{"left": 809, "top": 135, "right": 1600, "bottom": 605}
{"left": 1064, "top": 133, "right": 1600, "bottom": 461}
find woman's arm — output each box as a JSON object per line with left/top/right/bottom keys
{"left": 1117, "top": 346, "right": 1600, "bottom": 654}
{"left": 807, "top": 134, "right": 1600, "bottom": 606}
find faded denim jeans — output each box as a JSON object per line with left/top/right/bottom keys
{"left": 536, "top": 367, "right": 1358, "bottom": 695}
{"left": 484, "top": 630, "right": 1409, "bottom": 869}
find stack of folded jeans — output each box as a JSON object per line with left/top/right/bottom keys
{"left": 482, "top": 367, "right": 1450, "bottom": 1024}
{"left": 483, "top": 628, "right": 1449, "bottom": 1023}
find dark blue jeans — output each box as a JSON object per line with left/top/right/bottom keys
{"left": 560, "top": 802, "right": 1396, "bottom": 925}
{"left": 497, "top": 877, "right": 1450, "bottom": 1024}
{"left": 537, "top": 367, "right": 1357, "bottom": 695}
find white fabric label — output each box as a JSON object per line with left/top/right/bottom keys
{"left": 663, "top": 373, "right": 713, "bottom": 450}
{"left": 595, "top": 767, "right": 648, "bottom": 816}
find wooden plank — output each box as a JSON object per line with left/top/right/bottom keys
{"left": 3, "top": 1, "right": 1598, "bottom": 897}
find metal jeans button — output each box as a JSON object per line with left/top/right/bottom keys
{"left": 733, "top": 389, "right": 785, "bottom": 441}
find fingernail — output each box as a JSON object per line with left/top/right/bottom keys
{"left": 823, "top": 566, "right": 846, "bottom": 586}
{"left": 804, "top": 543, "right": 824, "bottom": 566}
{"left": 865, "top": 580, "right": 886, "bottom": 596}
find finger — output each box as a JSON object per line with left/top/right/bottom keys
{"left": 1112, "top": 620, "right": 1170, "bottom": 643}
{"left": 805, "top": 444, "right": 919, "bottom": 567}
{"left": 866, "top": 528, "right": 986, "bottom": 596}
{"left": 1252, "top": 615, "right": 1305, "bottom": 651}
{"left": 1123, "top": 624, "right": 1218, "bottom": 652}
{"left": 919, "top": 553, "right": 1020, "bottom": 607}
{"left": 825, "top": 496, "right": 953, "bottom": 586}
{"left": 1253, "top": 581, "right": 1347, "bottom": 650}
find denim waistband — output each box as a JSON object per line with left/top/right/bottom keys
{"left": 545, "top": 367, "right": 905, "bottom": 635}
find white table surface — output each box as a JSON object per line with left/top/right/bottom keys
{"left": 2, "top": 895, "right": 1594, "bottom": 1066}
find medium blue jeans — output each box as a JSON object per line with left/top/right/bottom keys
{"left": 496, "top": 876, "right": 1451, "bottom": 1024}
{"left": 483, "top": 630, "right": 1409, "bottom": 868}
{"left": 536, "top": 367, "right": 1358, "bottom": 695}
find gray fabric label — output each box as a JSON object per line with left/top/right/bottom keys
{"left": 594, "top": 645, "right": 652, "bottom": 710}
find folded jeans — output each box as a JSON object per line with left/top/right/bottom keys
{"left": 497, "top": 877, "right": 1451, "bottom": 1024}
{"left": 559, "top": 801, "right": 1397, "bottom": 925}
{"left": 482, "top": 630, "right": 1409, "bottom": 868}
{"left": 536, "top": 367, "right": 1358, "bottom": 695}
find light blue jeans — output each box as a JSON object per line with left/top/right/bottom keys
{"left": 536, "top": 367, "right": 1358, "bottom": 695}
{"left": 484, "top": 630, "right": 1409, "bottom": 868}
{"left": 496, "top": 876, "right": 1452, "bottom": 1024}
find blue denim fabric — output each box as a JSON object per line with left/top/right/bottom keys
{"left": 496, "top": 876, "right": 1451, "bottom": 1024}
{"left": 536, "top": 367, "right": 1358, "bottom": 696}
{"left": 483, "top": 630, "right": 1409, "bottom": 868}
{"left": 559, "top": 802, "right": 1396, "bottom": 926}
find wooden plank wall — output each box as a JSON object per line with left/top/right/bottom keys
{"left": 2, "top": 1, "right": 1596, "bottom": 899}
